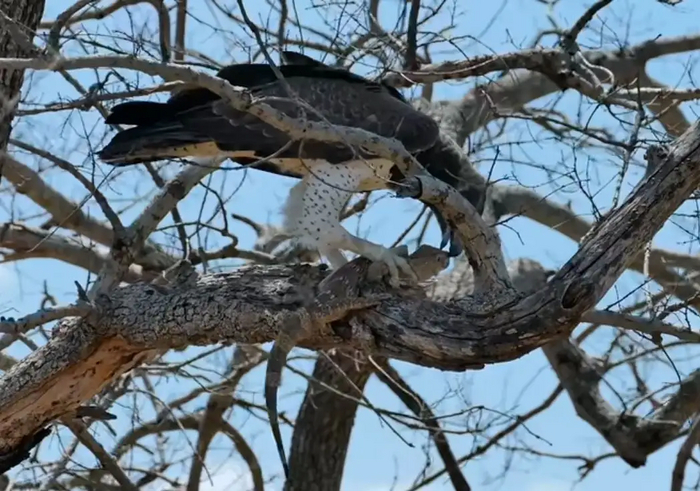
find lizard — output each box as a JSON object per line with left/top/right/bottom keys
{"left": 265, "top": 244, "right": 450, "bottom": 479}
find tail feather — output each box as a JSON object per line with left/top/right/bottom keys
{"left": 104, "top": 101, "right": 173, "bottom": 126}
{"left": 97, "top": 122, "right": 213, "bottom": 166}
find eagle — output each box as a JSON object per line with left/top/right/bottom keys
{"left": 97, "top": 51, "right": 479, "bottom": 280}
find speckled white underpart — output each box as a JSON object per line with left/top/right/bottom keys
{"left": 282, "top": 158, "right": 399, "bottom": 269}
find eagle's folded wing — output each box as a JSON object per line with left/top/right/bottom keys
{"left": 98, "top": 64, "right": 439, "bottom": 169}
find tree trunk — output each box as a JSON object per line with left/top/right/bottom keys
{"left": 284, "top": 351, "right": 373, "bottom": 491}
{"left": 0, "top": 0, "right": 47, "bottom": 182}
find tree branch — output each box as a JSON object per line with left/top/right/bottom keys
{"left": 435, "top": 34, "right": 700, "bottom": 147}
{"left": 582, "top": 310, "right": 700, "bottom": 342}
{"left": 0, "top": 118, "right": 699, "bottom": 455}
{"left": 0, "top": 55, "right": 426, "bottom": 178}
{"left": 0, "top": 222, "right": 146, "bottom": 281}
{"left": 373, "top": 358, "right": 471, "bottom": 491}
{"left": 490, "top": 186, "right": 700, "bottom": 307}
{"left": 63, "top": 419, "right": 138, "bottom": 491}
{"left": 670, "top": 415, "right": 700, "bottom": 491}
{"left": 1, "top": 154, "right": 174, "bottom": 271}
{"left": 505, "top": 258, "right": 700, "bottom": 469}
{"left": 398, "top": 175, "right": 510, "bottom": 292}
{"left": 284, "top": 351, "right": 373, "bottom": 490}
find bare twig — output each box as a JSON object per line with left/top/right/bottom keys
{"left": 373, "top": 358, "right": 471, "bottom": 491}
{"left": 0, "top": 303, "right": 91, "bottom": 336}
{"left": 582, "top": 310, "right": 700, "bottom": 342}
{"left": 47, "top": 0, "right": 98, "bottom": 52}
{"left": 63, "top": 420, "right": 138, "bottom": 491}
{"left": 0, "top": 55, "right": 425, "bottom": 177}
{"left": 9, "top": 139, "right": 125, "bottom": 237}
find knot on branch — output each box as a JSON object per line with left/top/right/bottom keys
{"left": 151, "top": 258, "right": 199, "bottom": 290}
{"left": 561, "top": 279, "right": 596, "bottom": 310}
{"left": 111, "top": 229, "right": 137, "bottom": 265}
{"left": 645, "top": 144, "right": 671, "bottom": 177}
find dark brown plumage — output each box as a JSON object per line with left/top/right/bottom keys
{"left": 97, "top": 52, "right": 476, "bottom": 279}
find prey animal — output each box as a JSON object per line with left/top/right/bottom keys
{"left": 265, "top": 245, "right": 450, "bottom": 478}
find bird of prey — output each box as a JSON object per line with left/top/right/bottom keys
{"left": 97, "top": 51, "right": 476, "bottom": 281}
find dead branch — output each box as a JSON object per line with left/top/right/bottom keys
{"left": 437, "top": 34, "right": 700, "bottom": 148}
{"left": 0, "top": 55, "right": 426, "bottom": 178}
{"left": 490, "top": 186, "right": 700, "bottom": 307}
{"left": 582, "top": 310, "right": 700, "bottom": 342}
{"left": 1, "top": 154, "right": 174, "bottom": 271}
{"left": 373, "top": 358, "right": 471, "bottom": 491}
{"left": 1, "top": 117, "right": 700, "bottom": 454}
{"left": 0, "top": 222, "right": 146, "bottom": 282}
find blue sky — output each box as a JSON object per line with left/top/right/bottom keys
{"left": 4, "top": 0, "right": 700, "bottom": 490}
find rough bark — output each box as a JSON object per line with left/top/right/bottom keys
{"left": 276, "top": 37, "right": 698, "bottom": 476}
{"left": 433, "top": 256, "right": 700, "bottom": 475}
{"left": 432, "top": 36, "right": 700, "bottom": 223}
{"left": 0, "top": 0, "right": 46, "bottom": 182}
{"left": 284, "top": 351, "right": 373, "bottom": 491}
{"left": 489, "top": 186, "right": 700, "bottom": 310}
{"left": 437, "top": 36, "right": 700, "bottom": 148}
{"left": 1, "top": 118, "right": 700, "bottom": 455}
{"left": 0, "top": 24, "right": 699, "bottom": 484}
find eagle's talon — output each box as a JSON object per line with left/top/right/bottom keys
{"left": 374, "top": 248, "right": 417, "bottom": 287}
{"left": 395, "top": 254, "right": 418, "bottom": 285}
{"left": 447, "top": 231, "right": 464, "bottom": 257}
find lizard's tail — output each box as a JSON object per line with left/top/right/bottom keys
{"left": 265, "top": 341, "right": 292, "bottom": 478}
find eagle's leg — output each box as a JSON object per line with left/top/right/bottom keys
{"left": 318, "top": 239, "right": 413, "bottom": 284}
{"left": 282, "top": 160, "right": 417, "bottom": 286}
{"left": 320, "top": 247, "right": 350, "bottom": 269}
{"left": 332, "top": 233, "right": 417, "bottom": 286}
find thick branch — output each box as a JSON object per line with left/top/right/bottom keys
{"left": 0, "top": 55, "right": 425, "bottom": 178}
{"left": 438, "top": 34, "right": 700, "bottom": 147}
{"left": 670, "top": 415, "right": 700, "bottom": 491}
{"left": 490, "top": 186, "right": 700, "bottom": 306}
{"left": 285, "top": 352, "right": 373, "bottom": 491}
{"left": 387, "top": 35, "right": 700, "bottom": 89}
{"left": 399, "top": 175, "right": 510, "bottom": 292}
{"left": 0, "top": 0, "right": 46, "bottom": 184}
{"left": 543, "top": 340, "right": 700, "bottom": 467}
{"left": 1, "top": 120, "right": 700, "bottom": 454}
{"left": 506, "top": 259, "right": 700, "bottom": 468}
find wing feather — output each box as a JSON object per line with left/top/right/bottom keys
{"left": 99, "top": 55, "right": 440, "bottom": 169}
{"left": 205, "top": 75, "right": 439, "bottom": 155}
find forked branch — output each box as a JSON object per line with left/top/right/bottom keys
{"left": 0, "top": 120, "right": 698, "bottom": 457}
